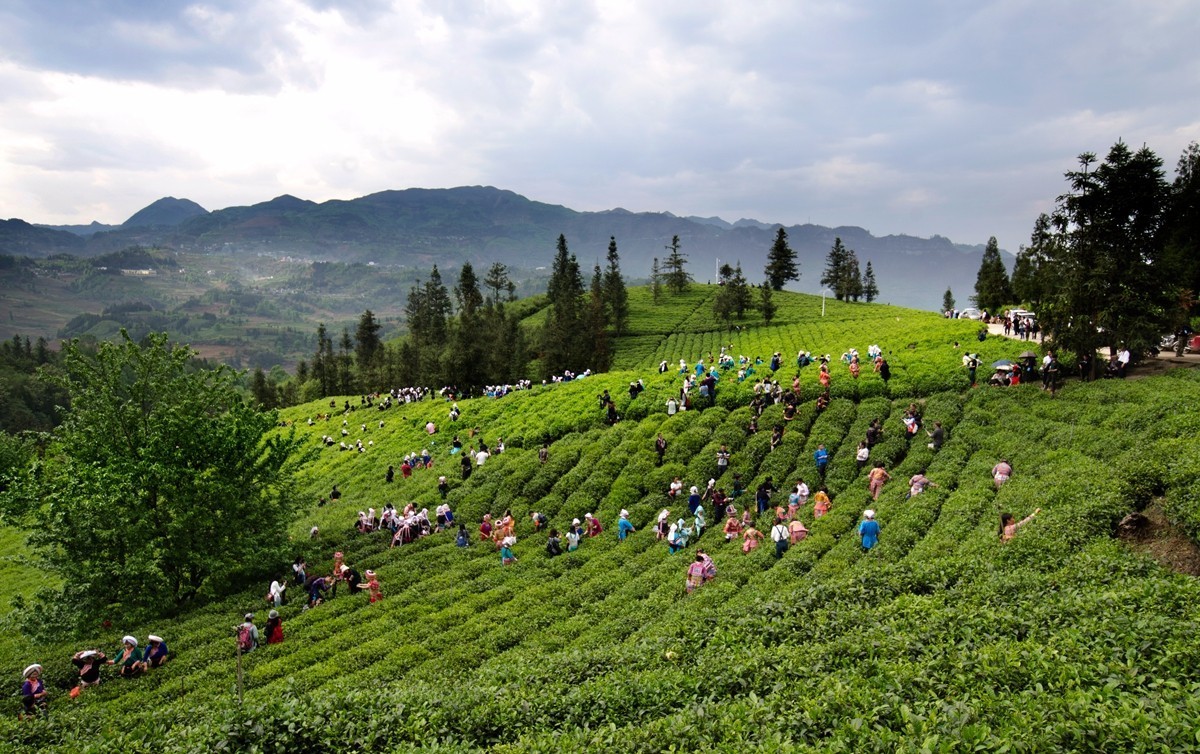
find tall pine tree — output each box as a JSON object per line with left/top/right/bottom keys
{"left": 972, "top": 236, "right": 1013, "bottom": 314}
{"left": 820, "top": 238, "right": 851, "bottom": 301}
{"left": 764, "top": 227, "right": 800, "bottom": 290}
{"left": 862, "top": 261, "right": 879, "bottom": 303}
{"left": 541, "top": 234, "right": 586, "bottom": 377}
{"left": 603, "top": 236, "right": 629, "bottom": 335}
{"left": 663, "top": 235, "right": 691, "bottom": 294}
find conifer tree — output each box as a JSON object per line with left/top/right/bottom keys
{"left": 942, "top": 288, "right": 955, "bottom": 313}
{"left": 650, "top": 257, "right": 663, "bottom": 304}
{"left": 542, "top": 234, "right": 586, "bottom": 377}
{"left": 663, "top": 235, "right": 691, "bottom": 294}
{"left": 759, "top": 281, "right": 777, "bottom": 324}
{"left": 820, "top": 237, "right": 851, "bottom": 301}
{"left": 862, "top": 261, "right": 879, "bottom": 303}
{"left": 972, "top": 236, "right": 1013, "bottom": 314}
{"left": 587, "top": 264, "right": 611, "bottom": 371}
{"left": 764, "top": 227, "right": 800, "bottom": 290}
{"left": 603, "top": 236, "right": 629, "bottom": 335}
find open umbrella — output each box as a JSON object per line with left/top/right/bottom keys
{"left": 992, "top": 359, "right": 1014, "bottom": 368}
{"left": 1018, "top": 350, "right": 1038, "bottom": 359}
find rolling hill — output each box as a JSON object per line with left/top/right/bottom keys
{"left": 3, "top": 289, "right": 1200, "bottom": 751}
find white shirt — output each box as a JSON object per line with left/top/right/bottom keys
{"left": 856, "top": 446, "right": 869, "bottom": 462}
{"left": 771, "top": 524, "right": 789, "bottom": 542}
{"left": 476, "top": 450, "right": 489, "bottom": 466}
{"left": 1117, "top": 349, "right": 1131, "bottom": 365}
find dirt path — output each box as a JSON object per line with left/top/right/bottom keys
{"left": 983, "top": 322, "right": 1200, "bottom": 378}
{"left": 1117, "top": 501, "right": 1200, "bottom": 577}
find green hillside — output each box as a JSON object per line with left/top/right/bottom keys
{"left": 5, "top": 290, "right": 1200, "bottom": 752}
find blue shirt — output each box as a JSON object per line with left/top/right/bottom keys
{"left": 859, "top": 519, "right": 880, "bottom": 549}
{"left": 814, "top": 449, "right": 829, "bottom": 467}
{"left": 618, "top": 518, "right": 635, "bottom": 540}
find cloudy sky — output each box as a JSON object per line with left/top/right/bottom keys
{"left": 1, "top": 0, "right": 1197, "bottom": 252}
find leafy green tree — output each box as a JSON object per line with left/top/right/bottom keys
{"left": 942, "top": 288, "right": 955, "bottom": 313}
{"left": 12, "top": 332, "right": 307, "bottom": 630}
{"left": 862, "top": 261, "right": 879, "bottom": 303}
{"left": 663, "top": 235, "right": 691, "bottom": 294}
{"left": 764, "top": 227, "right": 800, "bottom": 290}
{"left": 972, "top": 236, "right": 1013, "bottom": 314}
{"left": 758, "top": 281, "right": 777, "bottom": 324}
{"left": 603, "top": 236, "right": 629, "bottom": 335}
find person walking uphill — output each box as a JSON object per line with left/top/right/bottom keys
{"left": 867, "top": 463, "right": 891, "bottom": 500}
{"left": 770, "top": 517, "right": 790, "bottom": 558}
{"left": 858, "top": 510, "right": 880, "bottom": 551}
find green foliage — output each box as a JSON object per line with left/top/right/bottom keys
{"left": 764, "top": 226, "right": 799, "bottom": 291}
{"left": 8, "top": 299, "right": 1200, "bottom": 752}
{"left": 972, "top": 236, "right": 1012, "bottom": 313}
{"left": 13, "top": 332, "right": 309, "bottom": 630}
{"left": 663, "top": 235, "right": 691, "bottom": 294}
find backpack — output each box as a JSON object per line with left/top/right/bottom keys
{"left": 237, "top": 624, "right": 255, "bottom": 652}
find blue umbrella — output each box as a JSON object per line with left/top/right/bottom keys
{"left": 992, "top": 359, "right": 1014, "bottom": 368}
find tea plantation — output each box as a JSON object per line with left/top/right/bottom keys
{"left": 5, "top": 289, "right": 1200, "bottom": 752}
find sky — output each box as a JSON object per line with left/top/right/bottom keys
{"left": 1, "top": 0, "right": 1197, "bottom": 253}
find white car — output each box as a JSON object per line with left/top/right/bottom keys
{"left": 959, "top": 307, "right": 982, "bottom": 320}
{"left": 1010, "top": 309, "right": 1036, "bottom": 321}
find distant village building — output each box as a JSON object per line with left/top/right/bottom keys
{"left": 120, "top": 269, "right": 157, "bottom": 276}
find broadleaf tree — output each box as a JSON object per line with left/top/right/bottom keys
{"left": 12, "top": 332, "right": 309, "bottom": 632}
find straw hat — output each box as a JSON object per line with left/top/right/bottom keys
{"left": 23, "top": 664, "right": 42, "bottom": 678}
{"left": 864, "top": 510, "right": 876, "bottom": 520}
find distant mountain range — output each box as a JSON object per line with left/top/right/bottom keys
{"left": 3, "top": 186, "right": 997, "bottom": 310}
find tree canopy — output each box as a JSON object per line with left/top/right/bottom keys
{"left": 9, "top": 332, "right": 308, "bottom": 632}
{"left": 972, "top": 236, "right": 1013, "bottom": 314}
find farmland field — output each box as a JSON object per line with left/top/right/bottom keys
{"left": 4, "top": 289, "right": 1200, "bottom": 752}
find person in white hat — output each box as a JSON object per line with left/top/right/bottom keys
{"left": 617, "top": 510, "right": 636, "bottom": 541}
{"left": 858, "top": 510, "right": 880, "bottom": 551}
{"left": 72, "top": 649, "right": 108, "bottom": 688}
{"left": 144, "top": 635, "right": 169, "bottom": 669}
{"left": 107, "top": 635, "right": 145, "bottom": 676}
{"left": 585, "top": 512, "right": 603, "bottom": 538}
{"left": 20, "top": 664, "right": 48, "bottom": 718}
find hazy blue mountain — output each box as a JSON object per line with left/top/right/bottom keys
{"left": 5, "top": 186, "right": 998, "bottom": 310}
{"left": 36, "top": 220, "right": 119, "bottom": 236}
{"left": 0, "top": 218, "right": 86, "bottom": 256}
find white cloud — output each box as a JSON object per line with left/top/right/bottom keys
{"left": 0, "top": 0, "right": 1196, "bottom": 256}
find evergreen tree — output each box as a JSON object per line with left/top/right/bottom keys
{"left": 862, "top": 261, "right": 879, "bottom": 303}
{"left": 650, "top": 257, "right": 663, "bottom": 304}
{"left": 450, "top": 263, "right": 487, "bottom": 389}
{"left": 541, "top": 234, "right": 586, "bottom": 377}
{"left": 338, "top": 328, "right": 355, "bottom": 394}
{"left": 1163, "top": 141, "right": 1200, "bottom": 307}
{"left": 942, "top": 288, "right": 955, "bottom": 313}
{"left": 312, "top": 323, "right": 335, "bottom": 397}
{"left": 251, "top": 366, "right": 276, "bottom": 409}
{"left": 1010, "top": 213, "right": 1058, "bottom": 310}
{"left": 587, "top": 264, "right": 611, "bottom": 371}
{"left": 483, "top": 262, "right": 512, "bottom": 306}
{"left": 846, "top": 252, "right": 864, "bottom": 302}
{"left": 1042, "top": 141, "right": 1172, "bottom": 360}
{"left": 713, "top": 263, "right": 737, "bottom": 323}
{"left": 730, "top": 262, "right": 752, "bottom": 317}
{"left": 354, "top": 309, "right": 383, "bottom": 375}
{"left": 820, "top": 238, "right": 851, "bottom": 301}
{"left": 758, "top": 281, "right": 777, "bottom": 324}
{"left": 764, "top": 226, "right": 800, "bottom": 290}
{"left": 663, "top": 235, "right": 691, "bottom": 293}
{"left": 972, "top": 236, "right": 1013, "bottom": 314}
{"left": 603, "top": 236, "right": 629, "bottom": 335}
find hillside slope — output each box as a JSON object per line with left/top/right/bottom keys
{"left": 4, "top": 296, "right": 1200, "bottom": 752}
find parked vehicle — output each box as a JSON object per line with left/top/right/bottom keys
{"left": 959, "top": 307, "right": 982, "bottom": 320}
